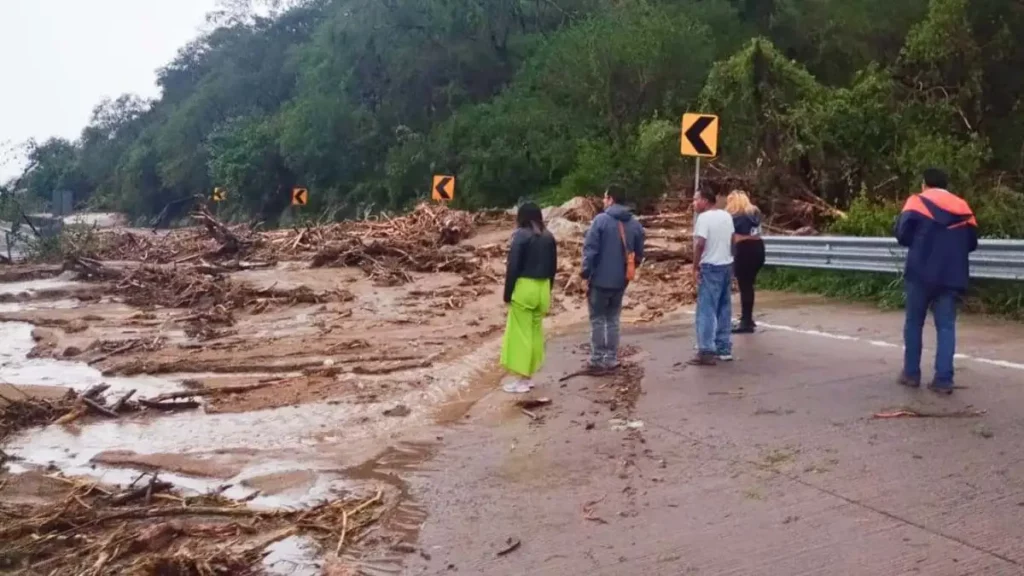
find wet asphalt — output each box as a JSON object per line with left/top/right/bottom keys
{"left": 400, "top": 298, "right": 1024, "bottom": 575}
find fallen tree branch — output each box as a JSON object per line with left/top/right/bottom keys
{"left": 137, "top": 399, "right": 201, "bottom": 412}
{"left": 145, "top": 382, "right": 274, "bottom": 403}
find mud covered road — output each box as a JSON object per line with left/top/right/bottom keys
{"left": 404, "top": 296, "right": 1024, "bottom": 576}
{"left": 2, "top": 201, "right": 1023, "bottom": 574}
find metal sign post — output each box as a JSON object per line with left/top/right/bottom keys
{"left": 694, "top": 157, "right": 700, "bottom": 194}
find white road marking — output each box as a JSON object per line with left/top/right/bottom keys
{"left": 681, "top": 310, "right": 1024, "bottom": 371}
{"left": 757, "top": 321, "right": 1024, "bottom": 371}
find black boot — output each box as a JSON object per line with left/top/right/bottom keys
{"left": 732, "top": 319, "right": 755, "bottom": 334}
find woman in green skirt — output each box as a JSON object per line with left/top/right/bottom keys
{"left": 500, "top": 202, "right": 558, "bottom": 393}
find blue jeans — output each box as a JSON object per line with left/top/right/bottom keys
{"left": 588, "top": 286, "right": 624, "bottom": 367}
{"left": 696, "top": 263, "right": 733, "bottom": 355}
{"left": 903, "top": 281, "right": 958, "bottom": 385}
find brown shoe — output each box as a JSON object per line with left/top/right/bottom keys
{"left": 687, "top": 352, "right": 717, "bottom": 366}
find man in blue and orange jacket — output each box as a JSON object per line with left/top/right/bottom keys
{"left": 894, "top": 168, "right": 978, "bottom": 394}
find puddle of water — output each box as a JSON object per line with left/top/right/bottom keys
{"left": 0, "top": 321, "right": 181, "bottom": 396}
{"left": 346, "top": 442, "right": 432, "bottom": 544}
{"left": 6, "top": 340, "right": 500, "bottom": 511}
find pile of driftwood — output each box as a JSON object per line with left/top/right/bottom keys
{"left": 0, "top": 473, "right": 385, "bottom": 575}
{"left": 61, "top": 201, "right": 498, "bottom": 292}
{"left": 85, "top": 228, "right": 207, "bottom": 264}
{"left": 310, "top": 236, "right": 482, "bottom": 286}
{"left": 75, "top": 203, "right": 254, "bottom": 264}
{"left": 0, "top": 384, "right": 136, "bottom": 442}
{"left": 65, "top": 257, "right": 347, "bottom": 315}
{"left": 0, "top": 387, "right": 77, "bottom": 443}
{"left": 248, "top": 202, "right": 483, "bottom": 262}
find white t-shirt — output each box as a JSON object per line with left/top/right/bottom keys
{"left": 694, "top": 209, "right": 735, "bottom": 265}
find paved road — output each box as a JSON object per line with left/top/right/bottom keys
{"left": 391, "top": 295, "right": 1024, "bottom": 575}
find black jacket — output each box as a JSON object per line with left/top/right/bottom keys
{"left": 503, "top": 227, "right": 558, "bottom": 303}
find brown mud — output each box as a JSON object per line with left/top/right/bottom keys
{"left": 0, "top": 200, "right": 697, "bottom": 574}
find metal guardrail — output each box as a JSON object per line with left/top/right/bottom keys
{"left": 762, "top": 236, "right": 1024, "bottom": 281}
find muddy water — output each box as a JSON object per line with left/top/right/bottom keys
{"left": 6, "top": 337, "right": 501, "bottom": 505}
{"left": 1, "top": 271, "right": 513, "bottom": 573}
{"left": 0, "top": 274, "right": 81, "bottom": 298}
{"left": 263, "top": 535, "right": 322, "bottom": 576}
{"left": 0, "top": 278, "right": 177, "bottom": 394}
{"left": 0, "top": 321, "right": 181, "bottom": 396}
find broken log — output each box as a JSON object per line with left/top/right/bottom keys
{"left": 190, "top": 203, "right": 251, "bottom": 255}
{"left": 138, "top": 399, "right": 201, "bottom": 412}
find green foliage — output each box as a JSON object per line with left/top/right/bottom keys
{"left": 9, "top": 0, "right": 1024, "bottom": 231}
{"left": 967, "top": 185, "right": 1024, "bottom": 239}
{"left": 759, "top": 267, "right": 907, "bottom": 309}
{"left": 828, "top": 193, "right": 900, "bottom": 237}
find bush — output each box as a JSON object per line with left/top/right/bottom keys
{"left": 827, "top": 192, "right": 899, "bottom": 236}
{"left": 827, "top": 183, "right": 1024, "bottom": 239}
{"left": 969, "top": 185, "right": 1024, "bottom": 239}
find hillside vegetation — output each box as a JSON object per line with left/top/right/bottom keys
{"left": 6, "top": 0, "right": 1024, "bottom": 233}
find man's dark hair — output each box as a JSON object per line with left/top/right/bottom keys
{"left": 516, "top": 201, "right": 545, "bottom": 232}
{"left": 697, "top": 186, "right": 717, "bottom": 205}
{"left": 923, "top": 168, "right": 949, "bottom": 190}
{"left": 605, "top": 184, "right": 626, "bottom": 204}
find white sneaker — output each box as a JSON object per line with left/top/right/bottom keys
{"left": 717, "top": 354, "right": 734, "bottom": 362}
{"left": 502, "top": 378, "right": 531, "bottom": 394}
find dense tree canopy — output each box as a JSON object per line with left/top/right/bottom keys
{"left": 6, "top": 0, "right": 1024, "bottom": 232}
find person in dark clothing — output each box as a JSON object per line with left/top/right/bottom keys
{"left": 895, "top": 168, "right": 978, "bottom": 394}
{"left": 726, "top": 190, "right": 766, "bottom": 333}
{"left": 500, "top": 202, "right": 558, "bottom": 393}
{"left": 581, "top": 184, "right": 646, "bottom": 370}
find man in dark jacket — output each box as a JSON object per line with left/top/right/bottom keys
{"left": 895, "top": 168, "right": 978, "bottom": 394}
{"left": 581, "top": 184, "right": 646, "bottom": 370}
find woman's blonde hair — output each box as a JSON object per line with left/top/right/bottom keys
{"left": 726, "top": 190, "right": 760, "bottom": 216}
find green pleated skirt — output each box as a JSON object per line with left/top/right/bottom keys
{"left": 500, "top": 277, "right": 551, "bottom": 378}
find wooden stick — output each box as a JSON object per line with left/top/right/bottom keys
{"left": 81, "top": 397, "right": 119, "bottom": 419}
{"left": 335, "top": 509, "right": 349, "bottom": 557}
{"left": 54, "top": 407, "right": 86, "bottom": 425}
{"left": 137, "top": 399, "right": 200, "bottom": 412}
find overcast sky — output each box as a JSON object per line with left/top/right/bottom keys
{"left": 0, "top": 0, "right": 217, "bottom": 179}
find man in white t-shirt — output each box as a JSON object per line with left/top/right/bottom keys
{"left": 690, "top": 187, "right": 735, "bottom": 365}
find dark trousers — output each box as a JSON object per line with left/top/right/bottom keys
{"left": 903, "top": 281, "right": 958, "bottom": 385}
{"left": 588, "top": 286, "right": 624, "bottom": 368}
{"left": 734, "top": 239, "right": 765, "bottom": 325}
